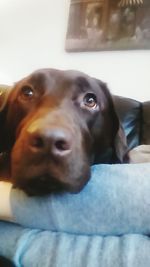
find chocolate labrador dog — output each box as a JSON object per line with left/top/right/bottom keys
{"left": 0, "top": 69, "right": 127, "bottom": 195}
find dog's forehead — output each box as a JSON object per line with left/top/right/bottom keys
{"left": 26, "top": 69, "right": 98, "bottom": 91}
{"left": 28, "top": 69, "right": 61, "bottom": 88}
{"left": 65, "top": 70, "right": 99, "bottom": 89}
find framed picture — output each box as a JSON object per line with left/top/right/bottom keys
{"left": 66, "top": 0, "right": 150, "bottom": 52}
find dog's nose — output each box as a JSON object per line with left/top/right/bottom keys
{"left": 28, "top": 128, "right": 72, "bottom": 157}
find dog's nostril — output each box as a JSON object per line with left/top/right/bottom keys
{"left": 55, "top": 139, "right": 70, "bottom": 151}
{"left": 28, "top": 129, "right": 72, "bottom": 156}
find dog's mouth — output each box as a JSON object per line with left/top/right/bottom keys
{"left": 14, "top": 175, "right": 66, "bottom": 196}
{"left": 11, "top": 129, "right": 92, "bottom": 196}
{"left": 13, "top": 171, "right": 91, "bottom": 196}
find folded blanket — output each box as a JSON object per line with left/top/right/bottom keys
{"left": 1, "top": 221, "right": 150, "bottom": 267}
{"left": 10, "top": 163, "right": 150, "bottom": 235}
{"left": 0, "top": 163, "right": 150, "bottom": 267}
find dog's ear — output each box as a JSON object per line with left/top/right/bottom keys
{"left": 0, "top": 85, "right": 11, "bottom": 112}
{"left": 113, "top": 123, "right": 128, "bottom": 162}
{"left": 0, "top": 85, "right": 12, "bottom": 152}
{"left": 96, "top": 80, "right": 128, "bottom": 163}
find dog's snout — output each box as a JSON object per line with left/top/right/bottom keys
{"left": 28, "top": 128, "right": 72, "bottom": 157}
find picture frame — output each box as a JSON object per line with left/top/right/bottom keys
{"left": 66, "top": 0, "right": 150, "bottom": 52}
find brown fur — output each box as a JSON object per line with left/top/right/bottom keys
{"left": 0, "top": 69, "right": 127, "bottom": 195}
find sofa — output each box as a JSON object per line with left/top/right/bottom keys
{"left": 0, "top": 86, "right": 150, "bottom": 267}
{"left": 114, "top": 95, "right": 150, "bottom": 149}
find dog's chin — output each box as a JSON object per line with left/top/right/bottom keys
{"left": 14, "top": 176, "right": 66, "bottom": 196}
{"left": 12, "top": 171, "right": 91, "bottom": 196}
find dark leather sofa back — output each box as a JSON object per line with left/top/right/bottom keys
{"left": 142, "top": 101, "right": 150, "bottom": 144}
{"left": 114, "top": 96, "right": 150, "bottom": 150}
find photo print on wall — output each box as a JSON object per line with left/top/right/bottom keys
{"left": 66, "top": 0, "right": 150, "bottom": 52}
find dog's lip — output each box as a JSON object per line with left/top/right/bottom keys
{"left": 13, "top": 172, "right": 90, "bottom": 196}
{"left": 17, "top": 173, "right": 62, "bottom": 188}
{"left": 13, "top": 174, "right": 65, "bottom": 196}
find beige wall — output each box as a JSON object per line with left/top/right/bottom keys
{"left": 0, "top": 0, "right": 149, "bottom": 101}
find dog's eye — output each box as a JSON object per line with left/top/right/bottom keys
{"left": 20, "top": 86, "right": 34, "bottom": 99}
{"left": 83, "top": 93, "right": 98, "bottom": 109}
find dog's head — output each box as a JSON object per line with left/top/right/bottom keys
{"left": 0, "top": 69, "right": 127, "bottom": 195}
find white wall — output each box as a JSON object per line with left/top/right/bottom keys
{"left": 0, "top": 0, "right": 149, "bottom": 101}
